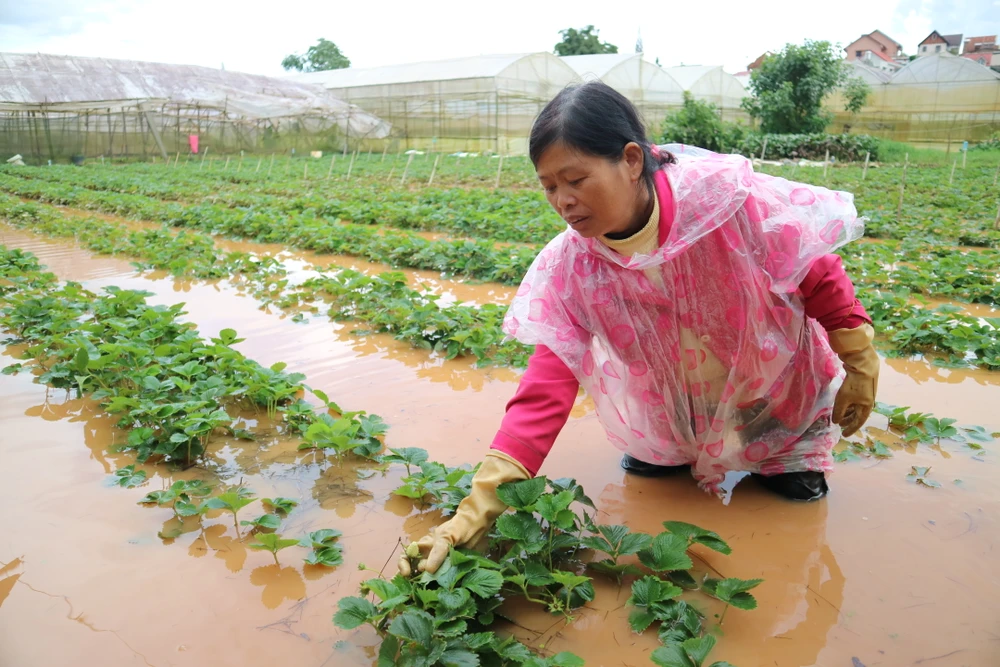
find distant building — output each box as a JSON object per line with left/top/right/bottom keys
{"left": 747, "top": 52, "right": 771, "bottom": 71}
{"left": 962, "top": 35, "right": 999, "bottom": 69}
{"left": 917, "top": 31, "right": 963, "bottom": 57}
{"left": 845, "top": 31, "right": 905, "bottom": 71}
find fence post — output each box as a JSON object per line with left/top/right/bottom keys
{"left": 346, "top": 150, "right": 357, "bottom": 179}
{"left": 400, "top": 153, "right": 414, "bottom": 184}
{"left": 428, "top": 154, "right": 440, "bottom": 186}
{"left": 823, "top": 149, "right": 830, "bottom": 179}
{"left": 862, "top": 151, "right": 870, "bottom": 181}
{"left": 897, "top": 153, "right": 909, "bottom": 222}
{"left": 327, "top": 154, "right": 336, "bottom": 180}
{"left": 494, "top": 155, "right": 504, "bottom": 190}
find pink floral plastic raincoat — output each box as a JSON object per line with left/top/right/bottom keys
{"left": 502, "top": 145, "right": 865, "bottom": 493}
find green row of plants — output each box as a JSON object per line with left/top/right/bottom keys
{"left": 336, "top": 462, "right": 755, "bottom": 666}
{"left": 0, "top": 194, "right": 287, "bottom": 288}
{"left": 864, "top": 291, "right": 1000, "bottom": 370}
{"left": 11, "top": 166, "right": 562, "bottom": 245}
{"left": 282, "top": 269, "right": 533, "bottom": 368}
{"left": 0, "top": 194, "right": 532, "bottom": 368}
{"left": 0, "top": 172, "right": 541, "bottom": 284}
{"left": 839, "top": 237, "right": 1000, "bottom": 306}
{"left": 0, "top": 245, "right": 386, "bottom": 466}
{"left": 736, "top": 132, "right": 883, "bottom": 162}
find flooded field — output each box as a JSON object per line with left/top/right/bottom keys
{"left": 1, "top": 226, "right": 998, "bottom": 667}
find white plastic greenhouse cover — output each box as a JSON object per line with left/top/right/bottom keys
{"left": 843, "top": 60, "right": 893, "bottom": 85}
{"left": 560, "top": 53, "right": 684, "bottom": 105}
{"left": 0, "top": 52, "right": 390, "bottom": 137}
{"left": 294, "top": 53, "right": 579, "bottom": 96}
{"left": 891, "top": 51, "right": 1000, "bottom": 84}
{"left": 660, "top": 65, "right": 747, "bottom": 109}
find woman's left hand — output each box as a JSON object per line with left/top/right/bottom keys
{"left": 828, "top": 324, "right": 879, "bottom": 437}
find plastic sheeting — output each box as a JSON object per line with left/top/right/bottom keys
{"left": 561, "top": 53, "right": 685, "bottom": 124}
{"left": 827, "top": 53, "right": 1000, "bottom": 145}
{"left": 0, "top": 52, "right": 390, "bottom": 138}
{"left": 503, "top": 145, "right": 863, "bottom": 493}
{"left": 294, "top": 53, "right": 580, "bottom": 154}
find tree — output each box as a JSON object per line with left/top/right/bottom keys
{"left": 742, "top": 40, "right": 861, "bottom": 134}
{"left": 660, "top": 92, "right": 746, "bottom": 152}
{"left": 281, "top": 38, "right": 351, "bottom": 73}
{"left": 842, "top": 76, "right": 871, "bottom": 116}
{"left": 554, "top": 26, "right": 618, "bottom": 56}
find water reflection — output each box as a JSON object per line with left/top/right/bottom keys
{"left": 250, "top": 564, "right": 307, "bottom": 609}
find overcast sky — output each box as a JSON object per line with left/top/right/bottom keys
{"left": 2, "top": 0, "right": 999, "bottom": 76}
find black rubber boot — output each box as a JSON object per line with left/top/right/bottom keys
{"left": 620, "top": 454, "right": 689, "bottom": 477}
{"left": 754, "top": 471, "right": 829, "bottom": 501}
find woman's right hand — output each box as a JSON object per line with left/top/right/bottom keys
{"left": 398, "top": 451, "right": 530, "bottom": 576}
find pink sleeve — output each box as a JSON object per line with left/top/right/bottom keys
{"left": 798, "top": 254, "right": 871, "bottom": 331}
{"left": 491, "top": 344, "right": 579, "bottom": 475}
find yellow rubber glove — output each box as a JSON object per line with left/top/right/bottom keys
{"left": 398, "top": 450, "right": 530, "bottom": 576}
{"left": 828, "top": 323, "right": 880, "bottom": 437}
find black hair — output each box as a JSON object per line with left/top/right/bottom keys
{"left": 529, "top": 81, "right": 675, "bottom": 194}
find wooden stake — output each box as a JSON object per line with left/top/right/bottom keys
{"left": 428, "top": 154, "right": 440, "bottom": 185}
{"left": 862, "top": 151, "right": 870, "bottom": 180}
{"left": 381, "top": 144, "right": 388, "bottom": 162}
{"left": 995, "top": 202, "right": 1000, "bottom": 231}
{"left": 255, "top": 157, "right": 262, "bottom": 173}
{"left": 100, "top": 155, "right": 104, "bottom": 165}
{"left": 759, "top": 137, "right": 768, "bottom": 161}
{"left": 387, "top": 165, "right": 395, "bottom": 182}
{"left": 897, "top": 153, "right": 908, "bottom": 221}
{"left": 994, "top": 162, "right": 1000, "bottom": 186}
{"left": 400, "top": 153, "right": 414, "bottom": 184}
{"left": 823, "top": 149, "right": 830, "bottom": 179}
{"left": 327, "top": 154, "right": 336, "bottom": 180}
{"left": 367, "top": 148, "right": 372, "bottom": 161}
{"left": 303, "top": 161, "right": 308, "bottom": 179}
{"left": 267, "top": 153, "right": 274, "bottom": 177}
{"left": 949, "top": 160, "right": 957, "bottom": 185}
{"left": 237, "top": 153, "right": 243, "bottom": 172}
{"left": 494, "top": 155, "right": 504, "bottom": 189}
{"left": 962, "top": 146, "right": 967, "bottom": 169}
{"left": 346, "top": 150, "right": 356, "bottom": 179}
{"left": 223, "top": 156, "right": 230, "bottom": 171}
{"left": 174, "top": 151, "right": 180, "bottom": 167}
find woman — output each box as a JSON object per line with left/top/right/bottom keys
{"left": 400, "top": 82, "right": 878, "bottom": 576}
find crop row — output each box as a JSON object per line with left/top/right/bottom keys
{"left": 0, "top": 196, "right": 532, "bottom": 368}
{"left": 5, "top": 169, "right": 1000, "bottom": 309}
{"left": 0, "top": 245, "right": 392, "bottom": 465}
{"left": 10, "top": 166, "right": 564, "bottom": 245}
{"left": 0, "top": 172, "right": 539, "bottom": 284}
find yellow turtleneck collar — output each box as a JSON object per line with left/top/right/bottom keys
{"left": 598, "top": 193, "right": 660, "bottom": 257}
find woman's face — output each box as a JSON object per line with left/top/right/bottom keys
{"left": 535, "top": 140, "right": 646, "bottom": 239}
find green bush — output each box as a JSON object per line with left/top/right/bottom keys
{"left": 972, "top": 132, "right": 1000, "bottom": 151}
{"left": 659, "top": 92, "right": 746, "bottom": 153}
{"left": 736, "top": 133, "right": 881, "bottom": 162}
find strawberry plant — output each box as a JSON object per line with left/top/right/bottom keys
{"left": 203, "top": 486, "right": 257, "bottom": 535}
{"left": 138, "top": 479, "right": 214, "bottom": 516}
{"left": 248, "top": 533, "right": 300, "bottom": 566}
{"left": 113, "top": 465, "right": 148, "bottom": 488}
{"left": 300, "top": 529, "right": 344, "bottom": 566}
{"left": 263, "top": 497, "right": 298, "bottom": 514}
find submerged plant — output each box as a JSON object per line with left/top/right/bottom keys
{"left": 301, "top": 529, "right": 344, "bottom": 567}
{"left": 248, "top": 533, "right": 300, "bottom": 566}
{"left": 113, "top": 465, "right": 148, "bottom": 488}
{"left": 203, "top": 486, "right": 257, "bottom": 535}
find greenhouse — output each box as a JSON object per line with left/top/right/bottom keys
{"left": 828, "top": 53, "right": 1000, "bottom": 146}
{"left": 560, "top": 53, "right": 685, "bottom": 129}
{"left": 660, "top": 65, "right": 749, "bottom": 121}
{"left": 0, "top": 52, "right": 390, "bottom": 163}
{"left": 295, "top": 53, "right": 580, "bottom": 154}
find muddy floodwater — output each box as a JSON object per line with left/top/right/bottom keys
{"left": 1, "top": 228, "right": 998, "bottom": 667}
